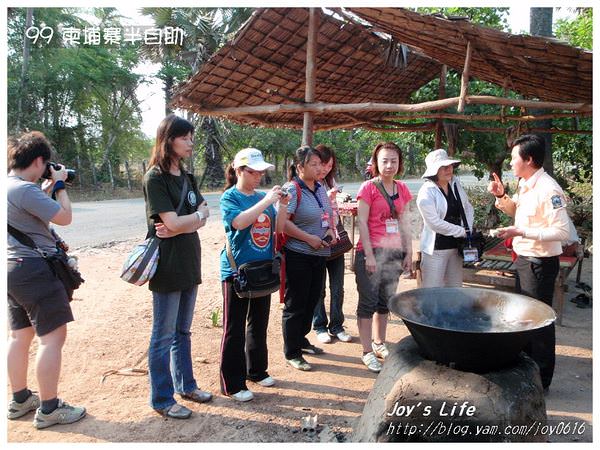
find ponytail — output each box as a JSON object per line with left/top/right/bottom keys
{"left": 288, "top": 163, "right": 298, "bottom": 181}
{"left": 224, "top": 163, "right": 238, "bottom": 190}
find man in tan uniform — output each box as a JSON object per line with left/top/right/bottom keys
{"left": 488, "top": 134, "right": 569, "bottom": 391}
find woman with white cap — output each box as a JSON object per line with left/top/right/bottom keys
{"left": 219, "top": 148, "right": 289, "bottom": 402}
{"left": 416, "top": 149, "right": 474, "bottom": 288}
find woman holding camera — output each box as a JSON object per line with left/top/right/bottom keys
{"left": 355, "top": 142, "right": 412, "bottom": 373}
{"left": 281, "top": 146, "right": 336, "bottom": 371}
{"left": 416, "top": 149, "right": 474, "bottom": 288}
{"left": 7, "top": 131, "right": 86, "bottom": 429}
{"left": 142, "top": 115, "right": 212, "bottom": 419}
{"left": 311, "top": 144, "right": 351, "bottom": 344}
{"left": 219, "top": 148, "right": 289, "bottom": 402}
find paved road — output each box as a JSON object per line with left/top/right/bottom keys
{"left": 58, "top": 175, "right": 485, "bottom": 249}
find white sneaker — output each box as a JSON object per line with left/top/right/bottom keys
{"left": 362, "top": 352, "right": 382, "bottom": 373}
{"left": 230, "top": 390, "right": 254, "bottom": 402}
{"left": 335, "top": 330, "right": 352, "bottom": 342}
{"left": 256, "top": 376, "right": 275, "bottom": 387}
{"left": 372, "top": 341, "right": 389, "bottom": 359}
{"left": 316, "top": 331, "right": 332, "bottom": 344}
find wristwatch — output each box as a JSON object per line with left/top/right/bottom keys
{"left": 195, "top": 210, "right": 206, "bottom": 221}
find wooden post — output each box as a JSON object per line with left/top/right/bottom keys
{"left": 457, "top": 41, "right": 472, "bottom": 113}
{"left": 302, "top": 8, "right": 318, "bottom": 147}
{"left": 435, "top": 64, "right": 447, "bottom": 148}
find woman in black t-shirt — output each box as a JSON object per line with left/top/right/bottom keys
{"left": 142, "top": 115, "right": 212, "bottom": 419}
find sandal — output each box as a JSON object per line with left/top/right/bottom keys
{"left": 155, "top": 403, "right": 192, "bottom": 419}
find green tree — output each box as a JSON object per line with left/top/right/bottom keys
{"left": 141, "top": 7, "right": 252, "bottom": 188}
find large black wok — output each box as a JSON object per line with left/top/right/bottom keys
{"left": 389, "top": 287, "right": 556, "bottom": 373}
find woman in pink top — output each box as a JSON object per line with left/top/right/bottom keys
{"left": 354, "top": 142, "right": 412, "bottom": 373}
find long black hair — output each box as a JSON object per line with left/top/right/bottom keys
{"left": 288, "top": 145, "right": 319, "bottom": 181}
{"left": 149, "top": 114, "right": 195, "bottom": 173}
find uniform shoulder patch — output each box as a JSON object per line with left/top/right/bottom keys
{"left": 551, "top": 194, "right": 564, "bottom": 209}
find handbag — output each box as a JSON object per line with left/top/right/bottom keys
{"left": 120, "top": 172, "right": 189, "bottom": 285}
{"left": 226, "top": 233, "right": 281, "bottom": 299}
{"left": 8, "top": 224, "right": 84, "bottom": 300}
{"left": 327, "top": 217, "right": 353, "bottom": 261}
{"left": 453, "top": 183, "right": 486, "bottom": 261}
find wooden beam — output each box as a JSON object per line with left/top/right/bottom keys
{"left": 435, "top": 64, "right": 447, "bottom": 148}
{"left": 302, "top": 7, "right": 318, "bottom": 147}
{"left": 457, "top": 41, "right": 472, "bottom": 113}
{"left": 175, "top": 95, "right": 592, "bottom": 117}
{"left": 381, "top": 111, "right": 592, "bottom": 123}
{"left": 461, "top": 125, "right": 592, "bottom": 135}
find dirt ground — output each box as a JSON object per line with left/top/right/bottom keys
{"left": 6, "top": 218, "right": 593, "bottom": 443}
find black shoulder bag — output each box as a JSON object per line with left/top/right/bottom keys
{"left": 225, "top": 232, "right": 281, "bottom": 299}
{"left": 454, "top": 183, "right": 485, "bottom": 261}
{"left": 8, "top": 224, "right": 84, "bottom": 300}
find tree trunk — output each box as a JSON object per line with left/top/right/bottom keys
{"left": 76, "top": 152, "right": 83, "bottom": 190}
{"left": 530, "top": 7, "right": 554, "bottom": 175}
{"left": 125, "top": 159, "right": 132, "bottom": 191}
{"left": 186, "top": 110, "right": 196, "bottom": 175}
{"left": 16, "top": 8, "right": 33, "bottom": 131}
{"left": 107, "top": 161, "right": 115, "bottom": 189}
{"left": 88, "top": 149, "right": 97, "bottom": 188}
{"left": 200, "top": 116, "right": 225, "bottom": 189}
{"left": 164, "top": 74, "right": 174, "bottom": 116}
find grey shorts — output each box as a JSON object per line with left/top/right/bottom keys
{"left": 354, "top": 248, "right": 405, "bottom": 318}
{"left": 7, "top": 257, "right": 74, "bottom": 336}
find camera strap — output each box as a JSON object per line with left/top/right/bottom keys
{"left": 7, "top": 224, "right": 49, "bottom": 258}
{"left": 453, "top": 182, "right": 472, "bottom": 239}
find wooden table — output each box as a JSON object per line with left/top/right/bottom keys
{"left": 416, "top": 238, "right": 583, "bottom": 326}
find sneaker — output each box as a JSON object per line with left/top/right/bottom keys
{"left": 335, "top": 330, "right": 352, "bottom": 343}
{"left": 362, "top": 352, "right": 383, "bottom": 373}
{"left": 372, "top": 341, "right": 390, "bottom": 359}
{"left": 301, "top": 344, "right": 324, "bottom": 355}
{"left": 155, "top": 403, "right": 192, "bottom": 419}
{"left": 33, "top": 399, "right": 86, "bottom": 429}
{"left": 287, "top": 357, "right": 312, "bottom": 371}
{"left": 180, "top": 388, "right": 212, "bottom": 403}
{"left": 230, "top": 390, "right": 254, "bottom": 402}
{"left": 8, "top": 392, "right": 40, "bottom": 419}
{"left": 255, "top": 376, "right": 275, "bottom": 387}
{"left": 316, "top": 331, "right": 332, "bottom": 344}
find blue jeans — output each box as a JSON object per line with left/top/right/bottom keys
{"left": 312, "top": 255, "right": 345, "bottom": 335}
{"left": 148, "top": 286, "right": 198, "bottom": 410}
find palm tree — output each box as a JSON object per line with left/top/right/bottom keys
{"left": 140, "top": 7, "right": 252, "bottom": 187}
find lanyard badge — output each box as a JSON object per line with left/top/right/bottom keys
{"left": 321, "top": 212, "right": 330, "bottom": 228}
{"left": 385, "top": 218, "right": 399, "bottom": 234}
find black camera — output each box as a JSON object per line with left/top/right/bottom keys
{"left": 42, "top": 162, "right": 76, "bottom": 184}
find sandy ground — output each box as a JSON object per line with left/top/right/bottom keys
{"left": 6, "top": 218, "right": 593, "bottom": 443}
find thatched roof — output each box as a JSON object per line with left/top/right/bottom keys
{"left": 171, "top": 7, "right": 592, "bottom": 130}
{"left": 171, "top": 8, "right": 442, "bottom": 129}
{"left": 348, "top": 7, "right": 592, "bottom": 104}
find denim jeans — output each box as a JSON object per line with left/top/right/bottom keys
{"left": 312, "top": 254, "right": 345, "bottom": 334}
{"left": 148, "top": 286, "right": 198, "bottom": 410}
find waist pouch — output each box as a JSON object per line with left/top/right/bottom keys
{"left": 233, "top": 256, "right": 281, "bottom": 299}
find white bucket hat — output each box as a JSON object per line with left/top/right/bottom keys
{"left": 233, "top": 148, "right": 274, "bottom": 171}
{"left": 422, "top": 149, "right": 461, "bottom": 178}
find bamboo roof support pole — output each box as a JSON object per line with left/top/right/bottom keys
{"left": 435, "top": 64, "right": 447, "bottom": 148}
{"left": 457, "top": 41, "right": 472, "bottom": 113}
{"left": 302, "top": 8, "right": 319, "bottom": 147}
